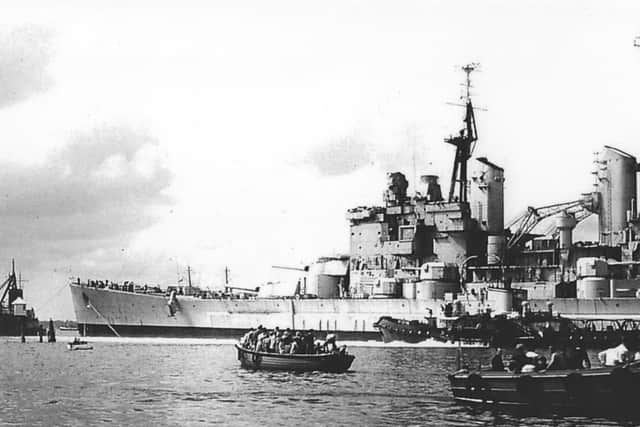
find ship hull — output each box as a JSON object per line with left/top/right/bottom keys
{"left": 0, "top": 314, "right": 40, "bottom": 336}
{"left": 70, "top": 284, "right": 420, "bottom": 340}
{"left": 70, "top": 283, "right": 640, "bottom": 340}
{"left": 74, "top": 323, "right": 380, "bottom": 340}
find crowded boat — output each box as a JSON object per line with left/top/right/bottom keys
{"left": 448, "top": 336, "right": 640, "bottom": 411}
{"left": 485, "top": 335, "right": 637, "bottom": 374}
{"left": 235, "top": 325, "right": 355, "bottom": 372}
{"left": 239, "top": 325, "right": 346, "bottom": 355}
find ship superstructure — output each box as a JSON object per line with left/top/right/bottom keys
{"left": 346, "top": 63, "right": 640, "bottom": 313}
{"left": 347, "top": 64, "right": 510, "bottom": 308}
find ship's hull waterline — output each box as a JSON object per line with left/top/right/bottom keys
{"left": 70, "top": 284, "right": 640, "bottom": 339}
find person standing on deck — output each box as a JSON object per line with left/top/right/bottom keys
{"left": 509, "top": 344, "right": 529, "bottom": 373}
{"left": 566, "top": 337, "right": 591, "bottom": 369}
{"left": 490, "top": 348, "right": 504, "bottom": 371}
{"left": 546, "top": 345, "right": 567, "bottom": 371}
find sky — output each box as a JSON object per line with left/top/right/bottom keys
{"left": 1, "top": 1, "right": 640, "bottom": 319}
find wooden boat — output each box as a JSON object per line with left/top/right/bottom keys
{"left": 235, "top": 344, "right": 355, "bottom": 372}
{"left": 448, "top": 361, "right": 640, "bottom": 411}
{"left": 67, "top": 339, "right": 93, "bottom": 351}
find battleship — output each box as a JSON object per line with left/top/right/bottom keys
{"left": 70, "top": 65, "right": 640, "bottom": 339}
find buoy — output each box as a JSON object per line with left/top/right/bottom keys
{"left": 47, "top": 319, "right": 56, "bottom": 343}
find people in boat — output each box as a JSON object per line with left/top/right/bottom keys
{"left": 256, "top": 331, "right": 269, "bottom": 352}
{"left": 598, "top": 338, "right": 632, "bottom": 367}
{"left": 279, "top": 331, "right": 293, "bottom": 354}
{"left": 242, "top": 326, "right": 350, "bottom": 356}
{"left": 520, "top": 350, "right": 541, "bottom": 372}
{"left": 290, "top": 332, "right": 303, "bottom": 354}
{"left": 540, "top": 322, "right": 555, "bottom": 346}
{"left": 534, "top": 356, "right": 547, "bottom": 371}
{"left": 303, "top": 330, "right": 315, "bottom": 354}
{"left": 322, "top": 334, "right": 338, "bottom": 353}
{"left": 490, "top": 348, "right": 504, "bottom": 371}
{"left": 321, "top": 334, "right": 347, "bottom": 354}
{"left": 545, "top": 345, "right": 567, "bottom": 371}
{"left": 565, "top": 337, "right": 591, "bottom": 370}
{"left": 250, "top": 325, "right": 265, "bottom": 348}
{"left": 240, "top": 329, "right": 255, "bottom": 348}
{"left": 509, "top": 343, "right": 530, "bottom": 373}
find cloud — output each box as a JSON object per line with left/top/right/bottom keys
{"left": 303, "top": 136, "right": 374, "bottom": 176}
{"left": 302, "top": 126, "right": 437, "bottom": 179}
{"left": 0, "top": 124, "right": 173, "bottom": 270}
{"left": 0, "top": 26, "right": 54, "bottom": 108}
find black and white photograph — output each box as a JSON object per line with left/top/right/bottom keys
{"left": 2, "top": 1, "right": 640, "bottom": 426}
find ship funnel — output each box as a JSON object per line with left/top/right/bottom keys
{"left": 420, "top": 175, "right": 443, "bottom": 202}
{"left": 595, "top": 146, "right": 637, "bottom": 246}
{"left": 384, "top": 172, "right": 409, "bottom": 206}
{"left": 556, "top": 211, "right": 577, "bottom": 249}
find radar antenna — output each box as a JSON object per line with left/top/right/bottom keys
{"left": 445, "top": 63, "right": 479, "bottom": 203}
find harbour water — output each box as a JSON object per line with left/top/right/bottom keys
{"left": 1, "top": 336, "right": 637, "bottom": 426}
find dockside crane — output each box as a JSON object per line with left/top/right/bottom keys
{"left": 0, "top": 260, "right": 18, "bottom": 310}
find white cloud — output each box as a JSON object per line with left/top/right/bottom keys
{"left": 93, "top": 154, "right": 127, "bottom": 179}
{"left": 0, "top": 25, "right": 54, "bottom": 108}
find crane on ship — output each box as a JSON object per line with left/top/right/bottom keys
{"left": 506, "top": 199, "right": 594, "bottom": 250}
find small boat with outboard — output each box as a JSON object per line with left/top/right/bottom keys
{"left": 373, "top": 316, "right": 443, "bottom": 344}
{"left": 235, "top": 344, "right": 354, "bottom": 372}
{"left": 67, "top": 338, "right": 93, "bottom": 351}
{"left": 448, "top": 361, "right": 640, "bottom": 412}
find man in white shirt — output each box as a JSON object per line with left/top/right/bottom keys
{"left": 598, "top": 342, "right": 631, "bottom": 367}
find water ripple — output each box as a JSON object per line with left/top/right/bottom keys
{"left": 0, "top": 341, "right": 637, "bottom": 426}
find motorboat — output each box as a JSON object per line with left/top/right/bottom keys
{"left": 373, "top": 316, "right": 441, "bottom": 344}
{"left": 448, "top": 361, "right": 640, "bottom": 411}
{"left": 67, "top": 338, "right": 93, "bottom": 351}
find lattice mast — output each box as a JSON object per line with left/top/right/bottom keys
{"left": 445, "top": 63, "right": 479, "bottom": 203}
